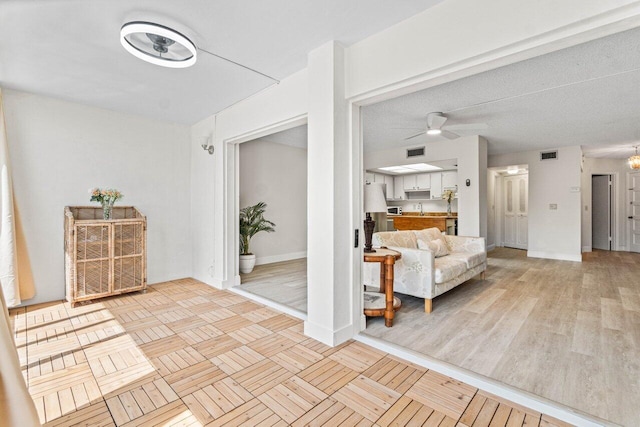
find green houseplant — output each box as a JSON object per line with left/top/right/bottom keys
{"left": 239, "top": 202, "right": 276, "bottom": 273}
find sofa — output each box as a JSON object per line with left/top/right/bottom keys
{"left": 363, "top": 228, "right": 486, "bottom": 313}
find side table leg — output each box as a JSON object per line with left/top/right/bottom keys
{"left": 384, "top": 256, "right": 395, "bottom": 327}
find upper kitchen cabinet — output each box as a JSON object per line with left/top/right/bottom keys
{"left": 365, "top": 172, "right": 396, "bottom": 199}
{"left": 442, "top": 171, "right": 458, "bottom": 190}
{"left": 394, "top": 176, "right": 405, "bottom": 200}
{"left": 430, "top": 173, "right": 442, "bottom": 199}
{"left": 403, "top": 173, "right": 430, "bottom": 191}
{"left": 365, "top": 172, "right": 374, "bottom": 184}
{"left": 431, "top": 171, "right": 458, "bottom": 199}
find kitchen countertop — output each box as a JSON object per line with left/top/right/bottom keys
{"left": 394, "top": 212, "right": 457, "bottom": 219}
{"left": 391, "top": 214, "right": 457, "bottom": 232}
{"left": 399, "top": 215, "right": 457, "bottom": 219}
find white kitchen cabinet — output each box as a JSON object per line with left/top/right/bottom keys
{"left": 430, "top": 172, "right": 442, "bottom": 199}
{"left": 394, "top": 176, "right": 405, "bottom": 200}
{"left": 416, "top": 173, "right": 431, "bottom": 190}
{"left": 403, "top": 173, "right": 430, "bottom": 191}
{"left": 365, "top": 172, "right": 374, "bottom": 184}
{"left": 442, "top": 171, "right": 458, "bottom": 190}
{"left": 384, "top": 175, "right": 394, "bottom": 199}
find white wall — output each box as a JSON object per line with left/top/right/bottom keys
{"left": 4, "top": 89, "right": 192, "bottom": 305}
{"left": 190, "top": 69, "right": 308, "bottom": 288}
{"left": 239, "top": 139, "right": 307, "bottom": 264}
{"left": 581, "top": 157, "right": 630, "bottom": 251}
{"left": 489, "top": 146, "right": 583, "bottom": 261}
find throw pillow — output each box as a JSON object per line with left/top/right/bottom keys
{"left": 417, "top": 238, "right": 450, "bottom": 257}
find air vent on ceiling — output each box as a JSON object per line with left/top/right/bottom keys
{"left": 540, "top": 150, "right": 558, "bottom": 161}
{"left": 407, "top": 147, "right": 425, "bottom": 158}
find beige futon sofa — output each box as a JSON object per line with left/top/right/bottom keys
{"left": 363, "top": 228, "right": 486, "bottom": 313}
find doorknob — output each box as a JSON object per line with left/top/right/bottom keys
{"left": 629, "top": 216, "right": 634, "bottom": 219}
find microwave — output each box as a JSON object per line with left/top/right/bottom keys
{"left": 387, "top": 206, "right": 402, "bottom": 215}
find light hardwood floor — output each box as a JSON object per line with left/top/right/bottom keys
{"left": 365, "top": 247, "right": 640, "bottom": 426}
{"left": 9, "top": 278, "right": 571, "bottom": 426}
{"left": 240, "top": 259, "right": 307, "bottom": 313}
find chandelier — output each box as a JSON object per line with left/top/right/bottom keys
{"left": 629, "top": 146, "right": 640, "bottom": 170}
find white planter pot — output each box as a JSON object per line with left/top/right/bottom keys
{"left": 239, "top": 254, "right": 256, "bottom": 274}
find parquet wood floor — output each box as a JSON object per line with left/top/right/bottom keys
{"left": 10, "top": 278, "right": 571, "bottom": 426}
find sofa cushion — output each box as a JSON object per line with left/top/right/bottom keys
{"left": 417, "top": 238, "right": 449, "bottom": 257}
{"left": 372, "top": 231, "right": 418, "bottom": 249}
{"left": 413, "top": 227, "right": 451, "bottom": 257}
{"left": 447, "top": 251, "right": 487, "bottom": 269}
{"left": 434, "top": 257, "right": 468, "bottom": 284}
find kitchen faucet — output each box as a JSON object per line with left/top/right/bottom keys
{"left": 418, "top": 202, "right": 424, "bottom": 216}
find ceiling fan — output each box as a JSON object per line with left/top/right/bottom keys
{"left": 404, "top": 112, "right": 487, "bottom": 140}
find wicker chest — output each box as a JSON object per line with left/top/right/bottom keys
{"left": 64, "top": 206, "right": 147, "bottom": 307}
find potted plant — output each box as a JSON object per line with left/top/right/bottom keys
{"left": 239, "top": 202, "right": 276, "bottom": 274}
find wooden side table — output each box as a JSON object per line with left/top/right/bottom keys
{"left": 363, "top": 248, "right": 401, "bottom": 327}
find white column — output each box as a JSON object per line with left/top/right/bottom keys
{"left": 304, "top": 41, "right": 355, "bottom": 346}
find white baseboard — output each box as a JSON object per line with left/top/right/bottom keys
{"left": 582, "top": 246, "right": 592, "bottom": 253}
{"left": 527, "top": 250, "right": 582, "bottom": 262}
{"left": 304, "top": 320, "right": 353, "bottom": 347}
{"left": 256, "top": 251, "right": 307, "bottom": 266}
{"left": 486, "top": 243, "right": 496, "bottom": 251}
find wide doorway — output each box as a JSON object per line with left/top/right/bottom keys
{"left": 237, "top": 124, "right": 308, "bottom": 313}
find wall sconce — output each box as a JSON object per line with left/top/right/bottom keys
{"left": 201, "top": 136, "right": 214, "bottom": 155}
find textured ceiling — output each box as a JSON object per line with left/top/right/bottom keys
{"left": 0, "top": 0, "right": 443, "bottom": 124}
{"left": 362, "top": 26, "right": 640, "bottom": 158}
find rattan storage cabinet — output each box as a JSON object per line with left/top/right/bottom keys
{"left": 65, "top": 206, "right": 146, "bottom": 307}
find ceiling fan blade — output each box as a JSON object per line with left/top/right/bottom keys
{"left": 445, "top": 123, "right": 488, "bottom": 131}
{"left": 442, "top": 130, "right": 459, "bottom": 140}
{"left": 404, "top": 131, "right": 425, "bottom": 140}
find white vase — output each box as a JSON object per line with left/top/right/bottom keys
{"left": 239, "top": 254, "right": 256, "bottom": 274}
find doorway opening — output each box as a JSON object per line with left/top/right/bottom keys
{"left": 627, "top": 171, "right": 640, "bottom": 253}
{"left": 592, "top": 174, "right": 613, "bottom": 251}
{"left": 237, "top": 124, "right": 308, "bottom": 313}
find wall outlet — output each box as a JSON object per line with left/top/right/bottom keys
{"left": 549, "top": 204, "right": 558, "bottom": 210}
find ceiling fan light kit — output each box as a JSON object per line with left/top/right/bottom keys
{"left": 629, "top": 146, "right": 640, "bottom": 169}
{"left": 120, "top": 21, "right": 197, "bottom": 68}
{"left": 404, "top": 112, "right": 486, "bottom": 141}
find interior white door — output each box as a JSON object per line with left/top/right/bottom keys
{"left": 503, "top": 173, "right": 528, "bottom": 249}
{"left": 629, "top": 172, "right": 640, "bottom": 252}
{"left": 592, "top": 175, "right": 611, "bottom": 250}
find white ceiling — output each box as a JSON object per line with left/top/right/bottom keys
{"left": 3, "top": 2, "right": 639, "bottom": 159}
{"left": 0, "top": 0, "right": 443, "bottom": 125}
{"left": 362, "top": 26, "right": 640, "bottom": 158}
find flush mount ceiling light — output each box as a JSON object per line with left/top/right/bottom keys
{"left": 120, "top": 21, "right": 197, "bottom": 68}
{"left": 629, "top": 146, "right": 640, "bottom": 170}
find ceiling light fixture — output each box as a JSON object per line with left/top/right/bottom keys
{"left": 119, "top": 21, "right": 280, "bottom": 85}
{"left": 120, "top": 22, "right": 197, "bottom": 68}
{"left": 426, "top": 129, "right": 442, "bottom": 135}
{"left": 629, "top": 146, "right": 640, "bottom": 169}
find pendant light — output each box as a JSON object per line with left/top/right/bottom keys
{"left": 120, "top": 22, "right": 197, "bottom": 68}
{"left": 629, "top": 146, "right": 640, "bottom": 170}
